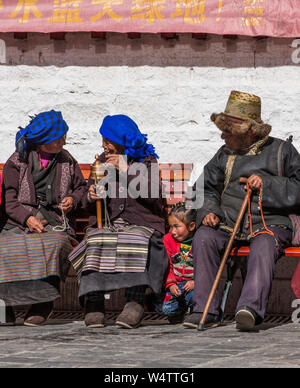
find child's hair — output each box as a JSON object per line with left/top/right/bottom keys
{"left": 168, "top": 202, "right": 197, "bottom": 226}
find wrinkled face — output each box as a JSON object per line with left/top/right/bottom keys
{"left": 102, "top": 137, "right": 125, "bottom": 156}
{"left": 221, "top": 116, "right": 252, "bottom": 151}
{"left": 39, "top": 134, "right": 66, "bottom": 154}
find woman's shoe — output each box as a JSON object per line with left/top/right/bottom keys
{"left": 115, "top": 301, "right": 144, "bottom": 329}
{"left": 85, "top": 312, "right": 105, "bottom": 328}
{"left": 84, "top": 300, "right": 105, "bottom": 328}
{"left": 24, "top": 301, "right": 53, "bottom": 327}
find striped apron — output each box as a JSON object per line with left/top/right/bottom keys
{"left": 69, "top": 220, "right": 154, "bottom": 281}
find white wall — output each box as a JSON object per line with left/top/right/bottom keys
{"left": 0, "top": 32, "right": 299, "bottom": 173}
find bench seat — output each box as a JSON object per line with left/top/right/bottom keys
{"left": 231, "top": 246, "right": 300, "bottom": 257}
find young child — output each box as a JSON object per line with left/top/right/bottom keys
{"left": 162, "top": 202, "right": 197, "bottom": 323}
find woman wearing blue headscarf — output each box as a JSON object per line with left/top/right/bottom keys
{"left": 69, "top": 115, "right": 168, "bottom": 329}
{"left": 0, "top": 110, "right": 86, "bottom": 326}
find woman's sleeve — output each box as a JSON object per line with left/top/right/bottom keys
{"left": 68, "top": 161, "right": 88, "bottom": 210}
{"left": 3, "top": 160, "right": 34, "bottom": 226}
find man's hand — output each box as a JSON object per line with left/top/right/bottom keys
{"left": 202, "top": 212, "right": 220, "bottom": 228}
{"left": 245, "top": 174, "right": 263, "bottom": 191}
{"left": 26, "top": 216, "right": 46, "bottom": 233}
{"left": 183, "top": 280, "right": 194, "bottom": 293}
{"left": 169, "top": 284, "right": 182, "bottom": 297}
{"left": 60, "top": 196, "right": 74, "bottom": 214}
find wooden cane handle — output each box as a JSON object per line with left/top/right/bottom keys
{"left": 96, "top": 199, "right": 102, "bottom": 229}
{"left": 239, "top": 177, "right": 248, "bottom": 184}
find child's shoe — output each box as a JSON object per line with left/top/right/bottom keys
{"left": 167, "top": 313, "right": 185, "bottom": 324}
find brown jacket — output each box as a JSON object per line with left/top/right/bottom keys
{"left": 3, "top": 150, "right": 87, "bottom": 235}
{"left": 84, "top": 153, "right": 166, "bottom": 234}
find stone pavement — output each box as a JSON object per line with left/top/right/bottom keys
{"left": 0, "top": 317, "right": 299, "bottom": 369}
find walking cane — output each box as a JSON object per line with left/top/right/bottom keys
{"left": 198, "top": 177, "right": 251, "bottom": 331}
{"left": 91, "top": 157, "right": 106, "bottom": 229}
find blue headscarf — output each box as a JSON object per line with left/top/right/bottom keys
{"left": 99, "top": 115, "right": 158, "bottom": 161}
{"left": 15, "top": 110, "right": 69, "bottom": 160}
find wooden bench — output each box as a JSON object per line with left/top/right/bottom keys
{"left": 231, "top": 246, "right": 300, "bottom": 257}
{"left": 45, "top": 163, "right": 300, "bottom": 317}
{"left": 0, "top": 162, "right": 193, "bottom": 313}
{"left": 0, "top": 162, "right": 299, "bottom": 318}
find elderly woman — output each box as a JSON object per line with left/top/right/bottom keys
{"left": 0, "top": 110, "right": 86, "bottom": 326}
{"left": 69, "top": 114, "right": 168, "bottom": 329}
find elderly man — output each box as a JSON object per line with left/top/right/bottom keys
{"left": 184, "top": 91, "right": 300, "bottom": 330}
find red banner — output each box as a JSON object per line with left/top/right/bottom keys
{"left": 0, "top": 0, "right": 299, "bottom": 37}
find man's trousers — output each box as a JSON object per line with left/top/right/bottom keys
{"left": 192, "top": 226, "right": 292, "bottom": 319}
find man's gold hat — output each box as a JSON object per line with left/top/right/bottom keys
{"left": 223, "top": 91, "right": 261, "bottom": 121}
{"left": 211, "top": 91, "right": 271, "bottom": 138}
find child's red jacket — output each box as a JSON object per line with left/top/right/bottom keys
{"left": 163, "top": 233, "right": 194, "bottom": 290}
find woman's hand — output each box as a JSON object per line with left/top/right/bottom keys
{"left": 26, "top": 216, "right": 46, "bottom": 233}
{"left": 106, "top": 154, "right": 128, "bottom": 172}
{"left": 202, "top": 213, "right": 220, "bottom": 228}
{"left": 60, "top": 196, "right": 74, "bottom": 214}
{"left": 183, "top": 280, "right": 194, "bottom": 293}
{"left": 169, "top": 284, "right": 182, "bottom": 297}
{"left": 88, "top": 184, "right": 105, "bottom": 201}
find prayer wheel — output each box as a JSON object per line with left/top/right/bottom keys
{"left": 90, "top": 156, "right": 107, "bottom": 229}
